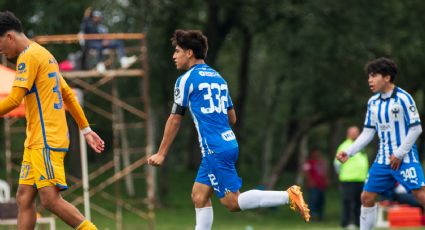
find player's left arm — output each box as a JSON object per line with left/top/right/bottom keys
{"left": 390, "top": 125, "right": 422, "bottom": 169}
{"left": 391, "top": 96, "right": 422, "bottom": 169}
{"left": 0, "top": 86, "right": 27, "bottom": 115}
{"left": 228, "top": 108, "right": 236, "bottom": 125}
{"left": 60, "top": 77, "right": 105, "bottom": 153}
{"left": 227, "top": 88, "right": 236, "bottom": 125}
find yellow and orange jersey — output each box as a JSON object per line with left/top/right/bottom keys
{"left": 13, "top": 42, "right": 88, "bottom": 151}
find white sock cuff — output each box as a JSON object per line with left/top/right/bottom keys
{"left": 196, "top": 206, "right": 213, "bottom": 211}
{"left": 361, "top": 204, "right": 377, "bottom": 214}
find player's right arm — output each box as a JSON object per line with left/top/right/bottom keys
{"left": 337, "top": 98, "right": 377, "bottom": 163}
{"left": 149, "top": 75, "right": 190, "bottom": 166}
{"left": 0, "top": 51, "right": 37, "bottom": 115}
{"left": 336, "top": 128, "right": 375, "bottom": 163}
{"left": 0, "top": 87, "right": 26, "bottom": 115}
{"left": 148, "top": 113, "right": 183, "bottom": 166}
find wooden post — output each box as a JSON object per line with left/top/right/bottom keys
{"left": 118, "top": 101, "right": 135, "bottom": 196}
{"left": 141, "top": 37, "right": 156, "bottom": 230}
{"left": 112, "top": 81, "right": 123, "bottom": 230}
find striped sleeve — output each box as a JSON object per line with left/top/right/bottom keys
{"left": 398, "top": 89, "right": 421, "bottom": 127}
{"left": 174, "top": 71, "right": 193, "bottom": 107}
{"left": 364, "top": 97, "right": 377, "bottom": 128}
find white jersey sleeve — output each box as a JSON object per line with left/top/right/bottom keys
{"left": 398, "top": 89, "right": 421, "bottom": 127}
{"left": 364, "top": 97, "right": 378, "bottom": 128}
{"left": 345, "top": 127, "right": 376, "bottom": 157}
{"left": 393, "top": 125, "right": 422, "bottom": 159}
{"left": 174, "top": 70, "right": 194, "bottom": 107}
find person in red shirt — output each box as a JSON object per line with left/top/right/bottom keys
{"left": 303, "top": 149, "right": 329, "bottom": 221}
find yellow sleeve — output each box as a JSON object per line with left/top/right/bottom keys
{"left": 60, "top": 76, "right": 90, "bottom": 129}
{"left": 0, "top": 87, "right": 27, "bottom": 115}
{"left": 13, "top": 53, "right": 38, "bottom": 90}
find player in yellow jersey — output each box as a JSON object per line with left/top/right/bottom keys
{"left": 0, "top": 11, "right": 104, "bottom": 230}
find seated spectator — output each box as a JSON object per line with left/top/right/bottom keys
{"left": 80, "top": 8, "right": 137, "bottom": 72}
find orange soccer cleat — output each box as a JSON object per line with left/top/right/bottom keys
{"left": 287, "top": 185, "right": 310, "bottom": 222}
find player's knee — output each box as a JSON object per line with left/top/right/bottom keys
{"left": 39, "top": 195, "right": 56, "bottom": 210}
{"left": 360, "top": 192, "right": 375, "bottom": 206}
{"left": 220, "top": 196, "right": 240, "bottom": 212}
{"left": 16, "top": 190, "right": 32, "bottom": 209}
{"left": 191, "top": 193, "right": 208, "bottom": 207}
{"left": 16, "top": 188, "right": 34, "bottom": 209}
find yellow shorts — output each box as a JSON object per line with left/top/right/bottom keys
{"left": 19, "top": 148, "right": 68, "bottom": 191}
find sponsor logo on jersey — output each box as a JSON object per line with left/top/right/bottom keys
{"left": 378, "top": 123, "right": 391, "bottom": 131}
{"left": 17, "top": 63, "right": 27, "bottom": 74}
{"left": 409, "top": 105, "right": 417, "bottom": 113}
{"left": 198, "top": 71, "right": 218, "bottom": 77}
{"left": 221, "top": 130, "right": 236, "bottom": 141}
{"left": 15, "top": 76, "right": 28, "bottom": 82}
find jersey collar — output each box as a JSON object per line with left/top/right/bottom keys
{"left": 379, "top": 86, "right": 398, "bottom": 100}
{"left": 189, "top": 63, "right": 207, "bottom": 69}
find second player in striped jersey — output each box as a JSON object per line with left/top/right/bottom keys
{"left": 336, "top": 57, "right": 425, "bottom": 230}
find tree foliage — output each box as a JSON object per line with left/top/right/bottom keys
{"left": 2, "top": 0, "right": 425, "bottom": 192}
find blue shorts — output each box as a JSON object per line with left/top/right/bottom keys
{"left": 195, "top": 148, "right": 242, "bottom": 198}
{"left": 364, "top": 162, "right": 425, "bottom": 194}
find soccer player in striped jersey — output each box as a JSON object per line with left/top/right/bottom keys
{"left": 336, "top": 57, "right": 425, "bottom": 230}
{"left": 148, "top": 29, "right": 310, "bottom": 229}
{"left": 0, "top": 11, "right": 104, "bottom": 230}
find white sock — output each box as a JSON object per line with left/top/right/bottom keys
{"left": 237, "top": 190, "right": 289, "bottom": 210}
{"left": 360, "top": 205, "right": 377, "bottom": 230}
{"left": 195, "top": 206, "right": 213, "bottom": 230}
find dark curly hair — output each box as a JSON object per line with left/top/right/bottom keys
{"left": 171, "top": 29, "right": 208, "bottom": 59}
{"left": 364, "top": 57, "right": 397, "bottom": 83}
{"left": 0, "top": 11, "right": 23, "bottom": 36}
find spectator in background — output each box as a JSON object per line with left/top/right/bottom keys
{"left": 334, "top": 126, "right": 369, "bottom": 229}
{"left": 303, "top": 149, "right": 329, "bottom": 221}
{"left": 80, "top": 8, "right": 136, "bottom": 72}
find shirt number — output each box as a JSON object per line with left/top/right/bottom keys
{"left": 48, "top": 72, "right": 63, "bottom": 110}
{"left": 199, "top": 83, "right": 229, "bottom": 114}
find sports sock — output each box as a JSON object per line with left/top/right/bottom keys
{"left": 195, "top": 206, "right": 213, "bottom": 230}
{"left": 238, "top": 190, "right": 289, "bottom": 210}
{"left": 360, "top": 205, "right": 377, "bottom": 230}
{"left": 75, "top": 219, "right": 98, "bottom": 230}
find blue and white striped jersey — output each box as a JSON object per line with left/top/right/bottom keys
{"left": 174, "top": 63, "right": 238, "bottom": 156}
{"left": 364, "top": 87, "right": 421, "bottom": 165}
